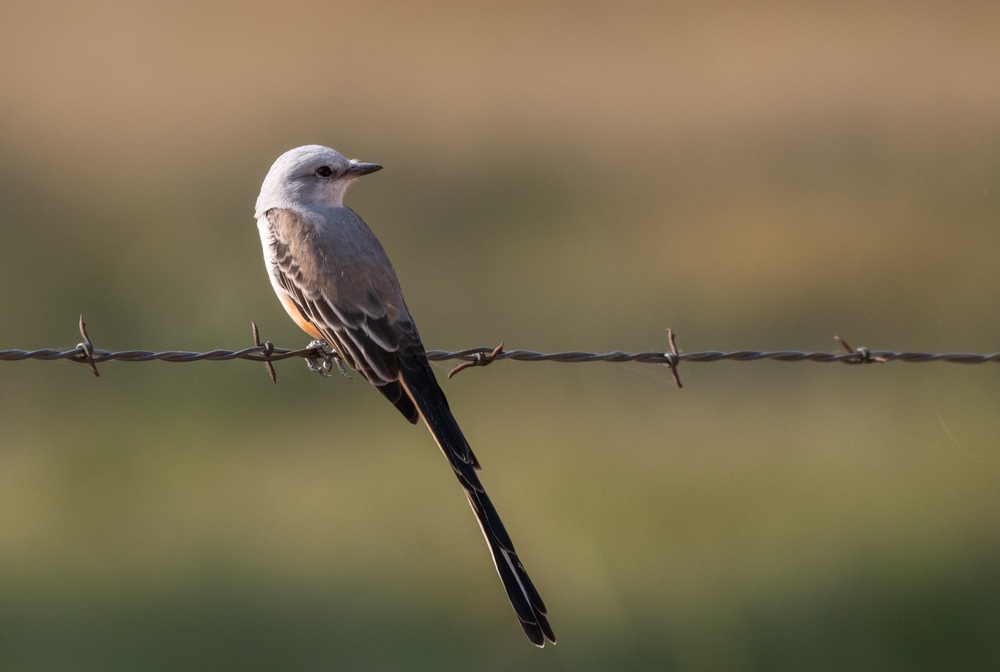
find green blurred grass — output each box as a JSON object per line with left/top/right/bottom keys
{"left": 2, "top": 1, "right": 1000, "bottom": 670}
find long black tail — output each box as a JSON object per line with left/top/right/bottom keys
{"left": 396, "top": 349, "right": 555, "bottom": 647}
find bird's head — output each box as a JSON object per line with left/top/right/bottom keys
{"left": 255, "top": 144, "right": 382, "bottom": 217}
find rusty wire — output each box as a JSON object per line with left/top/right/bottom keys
{"left": 0, "top": 317, "right": 997, "bottom": 386}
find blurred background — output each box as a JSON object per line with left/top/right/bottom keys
{"left": 2, "top": 1, "right": 999, "bottom": 669}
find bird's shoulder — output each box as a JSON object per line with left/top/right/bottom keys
{"left": 262, "top": 206, "right": 408, "bottom": 316}
{"left": 266, "top": 206, "right": 385, "bottom": 255}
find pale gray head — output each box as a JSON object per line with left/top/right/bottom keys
{"left": 254, "top": 145, "right": 382, "bottom": 217}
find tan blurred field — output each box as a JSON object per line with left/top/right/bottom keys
{"left": 1, "top": 2, "right": 999, "bottom": 670}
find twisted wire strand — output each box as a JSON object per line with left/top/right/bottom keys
{"left": 2, "top": 345, "right": 998, "bottom": 366}
{"left": 1, "top": 319, "right": 996, "bottom": 378}
{"left": 431, "top": 348, "right": 1000, "bottom": 365}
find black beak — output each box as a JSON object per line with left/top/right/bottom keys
{"left": 347, "top": 161, "right": 383, "bottom": 177}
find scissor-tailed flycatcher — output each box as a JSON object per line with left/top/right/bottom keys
{"left": 254, "top": 145, "right": 555, "bottom": 646}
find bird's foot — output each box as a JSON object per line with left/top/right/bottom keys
{"left": 305, "top": 339, "right": 350, "bottom": 378}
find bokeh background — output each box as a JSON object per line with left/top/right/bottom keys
{"left": 2, "top": 1, "right": 999, "bottom": 670}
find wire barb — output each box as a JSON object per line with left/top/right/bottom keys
{"left": 448, "top": 341, "right": 504, "bottom": 379}
{"left": 252, "top": 321, "right": 277, "bottom": 384}
{"left": 664, "top": 328, "right": 683, "bottom": 388}
{"left": 76, "top": 314, "right": 100, "bottom": 377}
{"left": 834, "top": 335, "right": 888, "bottom": 364}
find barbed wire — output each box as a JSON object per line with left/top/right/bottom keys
{"left": 0, "top": 317, "right": 996, "bottom": 387}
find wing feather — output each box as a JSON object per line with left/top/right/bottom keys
{"left": 263, "top": 208, "right": 419, "bottom": 422}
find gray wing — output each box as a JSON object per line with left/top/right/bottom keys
{"left": 264, "top": 207, "right": 420, "bottom": 423}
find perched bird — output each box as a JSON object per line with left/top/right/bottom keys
{"left": 254, "top": 145, "right": 555, "bottom": 646}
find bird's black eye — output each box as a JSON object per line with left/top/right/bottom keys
{"left": 315, "top": 165, "right": 333, "bottom": 177}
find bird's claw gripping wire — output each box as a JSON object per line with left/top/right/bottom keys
{"left": 305, "top": 339, "right": 350, "bottom": 378}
